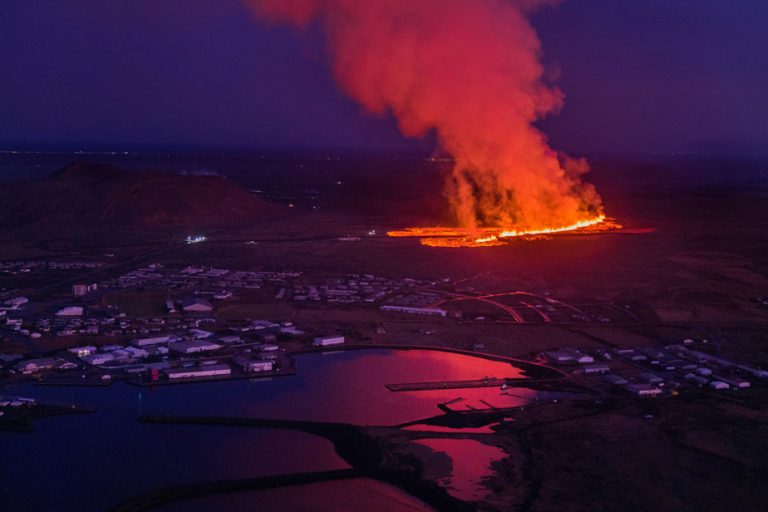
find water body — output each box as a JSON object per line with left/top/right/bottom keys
{"left": 1, "top": 348, "right": 543, "bottom": 511}
{"left": 155, "top": 478, "right": 434, "bottom": 512}
{"left": 414, "top": 439, "right": 507, "bottom": 502}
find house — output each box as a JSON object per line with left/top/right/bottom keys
{"left": 182, "top": 298, "right": 213, "bottom": 313}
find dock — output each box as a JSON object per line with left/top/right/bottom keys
{"left": 386, "top": 376, "right": 522, "bottom": 392}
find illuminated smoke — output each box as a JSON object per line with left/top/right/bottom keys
{"left": 244, "top": 0, "right": 603, "bottom": 231}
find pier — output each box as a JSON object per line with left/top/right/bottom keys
{"left": 386, "top": 376, "right": 529, "bottom": 392}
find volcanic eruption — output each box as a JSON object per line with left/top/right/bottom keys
{"left": 245, "top": 0, "right": 613, "bottom": 246}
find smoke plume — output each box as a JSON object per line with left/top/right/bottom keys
{"left": 244, "top": 0, "right": 603, "bottom": 231}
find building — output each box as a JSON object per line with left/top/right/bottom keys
{"left": 637, "top": 372, "right": 664, "bottom": 385}
{"left": 56, "top": 306, "right": 84, "bottom": 317}
{"left": 543, "top": 349, "right": 593, "bottom": 365}
{"left": 380, "top": 305, "right": 447, "bottom": 317}
{"left": 234, "top": 357, "right": 273, "bottom": 373}
{"left": 313, "top": 335, "right": 345, "bottom": 347}
{"left": 134, "top": 335, "right": 171, "bottom": 347}
{"left": 68, "top": 346, "right": 97, "bottom": 357}
{"left": 581, "top": 363, "right": 610, "bottom": 375}
{"left": 3, "top": 296, "right": 28, "bottom": 310}
{"left": 543, "top": 350, "right": 575, "bottom": 364}
{"left": 625, "top": 383, "right": 662, "bottom": 397}
{"left": 182, "top": 298, "right": 213, "bottom": 313}
{"left": 13, "top": 357, "right": 57, "bottom": 374}
{"left": 72, "top": 283, "right": 98, "bottom": 297}
{"left": 188, "top": 328, "right": 213, "bottom": 339}
{"left": 713, "top": 374, "right": 751, "bottom": 389}
{"left": 82, "top": 352, "right": 115, "bottom": 365}
{"left": 168, "top": 340, "right": 222, "bottom": 355}
{"left": 603, "top": 374, "right": 629, "bottom": 386}
{"left": 166, "top": 364, "right": 231, "bottom": 379}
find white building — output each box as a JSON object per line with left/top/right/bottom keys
{"left": 625, "top": 383, "right": 662, "bottom": 397}
{"left": 169, "top": 340, "right": 222, "bottom": 354}
{"left": 166, "top": 364, "right": 231, "bottom": 379}
{"left": 3, "top": 296, "right": 29, "bottom": 310}
{"left": 56, "top": 306, "right": 84, "bottom": 317}
{"left": 68, "top": 346, "right": 97, "bottom": 357}
{"left": 234, "top": 357, "right": 273, "bottom": 373}
{"left": 713, "top": 374, "right": 751, "bottom": 389}
{"left": 313, "top": 335, "right": 345, "bottom": 347}
{"left": 182, "top": 298, "right": 213, "bottom": 313}
{"left": 82, "top": 352, "right": 115, "bottom": 365}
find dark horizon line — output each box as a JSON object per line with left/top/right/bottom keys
{"left": 1, "top": 142, "right": 767, "bottom": 161}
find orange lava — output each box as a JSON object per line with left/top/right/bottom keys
{"left": 387, "top": 215, "right": 622, "bottom": 247}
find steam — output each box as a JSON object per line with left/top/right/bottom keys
{"left": 244, "top": 0, "right": 602, "bottom": 230}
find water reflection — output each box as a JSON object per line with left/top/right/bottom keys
{"left": 1, "top": 348, "right": 542, "bottom": 511}
{"left": 414, "top": 438, "right": 506, "bottom": 502}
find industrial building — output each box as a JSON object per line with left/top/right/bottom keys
{"left": 166, "top": 364, "right": 231, "bottom": 379}
{"left": 625, "top": 383, "right": 662, "bottom": 397}
{"left": 234, "top": 357, "right": 273, "bottom": 373}
{"left": 380, "top": 305, "right": 448, "bottom": 317}
{"left": 168, "top": 340, "right": 221, "bottom": 354}
{"left": 313, "top": 335, "right": 345, "bottom": 347}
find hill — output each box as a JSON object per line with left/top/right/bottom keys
{"left": 0, "top": 162, "right": 281, "bottom": 233}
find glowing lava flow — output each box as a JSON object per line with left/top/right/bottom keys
{"left": 497, "top": 214, "right": 608, "bottom": 239}
{"left": 387, "top": 215, "right": 621, "bottom": 248}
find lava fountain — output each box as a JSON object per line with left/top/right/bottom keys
{"left": 245, "top": 0, "right": 618, "bottom": 246}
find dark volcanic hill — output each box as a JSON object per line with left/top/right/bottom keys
{"left": 0, "top": 162, "right": 280, "bottom": 233}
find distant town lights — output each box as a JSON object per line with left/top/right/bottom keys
{"left": 185, "top": 235, "right": 206, "bottom": 244}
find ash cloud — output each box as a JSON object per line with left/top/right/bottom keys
{"left": 244, "top": 0, "right": 602, "bottom": 230}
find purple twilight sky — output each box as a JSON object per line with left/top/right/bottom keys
{"left": 1, "top": 0, "right": 766, "bottom": 154}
